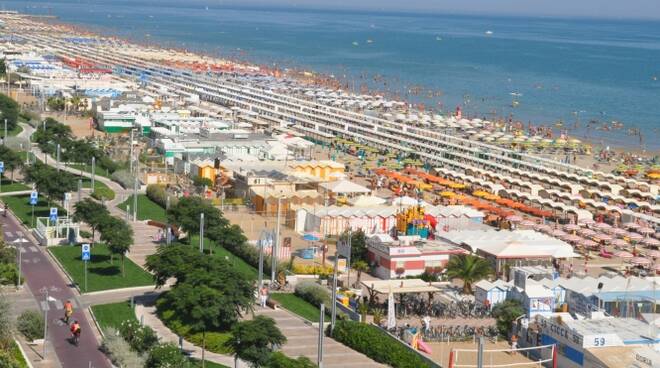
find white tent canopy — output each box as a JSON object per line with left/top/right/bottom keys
{"left": 349, "top": 195, "right": 387, "bottom": 207}
{"left": 319, "top": 179, "right": 371, "bottom": 194}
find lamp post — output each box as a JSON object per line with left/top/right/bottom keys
{"left": 199, "top": 212, "right": 205, "bottom": 253}
{"left": 271, "top": 195, "right": 282, "bottom": 283}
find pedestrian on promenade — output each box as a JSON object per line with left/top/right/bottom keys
{"left": 260, "top": 285, "right": 269, "bottom": 308}
{"left": 63, "top": 300, "right": 73, "bottom": 324}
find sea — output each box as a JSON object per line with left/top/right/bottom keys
{"left": 3, "top": 0, "right": 660, "bottom": 150}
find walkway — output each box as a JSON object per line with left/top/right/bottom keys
{"left": 253, "top": 307, "right": 384, "bottom": 368}
{"left": 135, "top": 303, "right": 244, "bottom": 368}
{"left": 3, "top": 210, "right": 111, "bottom": 368}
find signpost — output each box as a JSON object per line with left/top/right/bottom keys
{"left": 49, "top": 207, "right": 58, "bottom": 226}
{"left": 29, "top": 191, "right": 37, "bottom": 227}
{"left": 82, "top": 243, "right": 90, "bottom": 292}
{"left": 0, "top": 161, "right": 4, "bottom": 193}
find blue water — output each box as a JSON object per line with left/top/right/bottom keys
{"left": 3, "top": 0, "right": 660, "bottom": 149}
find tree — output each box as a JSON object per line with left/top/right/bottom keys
{"left": 146, "top": 343, "right": 189, "bottom": 368}
{"left": 192, "top": 176, "right": 213, "bottom": 192}
{"left": 445, "top": 254, "right": 493, "bottom": 294}
{"left": 23, "top": 162, "right": 77, "bottom": 204}
{"left": 46, "top": 97, "right": 65, "bottom": 112}
{"left": 167, "top": 196, "right": 227, "bottom": 241}
{"left": 265, "top": 352, "right": 315, "bottom": 368}
{"left": 145, "top": 244, "right": 205, "bottom": 287}
{"left": 352, "top": 260, "right": 369, "bottom": 288}
{"left": 491, "top": 300, "right": 524, "bottom": 336}
{"left": 73, "top": 198, "right": 110, "bottom": 245}
{"left": 0, "top": 146, "right": 23, "bottom": 180}
{"left": 342, "top": 229, "right": 367, "bottom": 264}
{"left": 99, "top": 217, "right": 134, "bottom": 276}
{"left": 224, "top": 315, "right": 287, "bottom": 368}
{"left": 159, "top": 255, "right": 255, "bottom": 366}
{"left": 0, "top": 93, "right": 19, "bottom": 131}
{"left": 16, "top": 310, "right": 44, "bottom": 342}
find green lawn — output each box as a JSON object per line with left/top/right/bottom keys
{"left": 2, "top": 194, "right": 66, "bottom": 227}
{"left": 190, "top": 359, "right": 230, "bottom": 368}
{"left": 49, "top": 243, "right": 154, "bottom": 293}
{"left": 118, "top": 194, "right": 167, "bottom": 222}
{"left": 7, "top": 124, "right": 23, "bottom": 137}
{"left": 68, "top": 162, "right": 111, "bottom": 178}
{"left": 91, "top": 300, "right": 137, "bottom": 330}
{"left": 157, "top": 294, "right": 233, "bottom": 355}
{"left": 91, "top": 300, "right": 230, "bottom": 367}
{"left": 9, "top": 340, "right": 29, "bottom": 368}
{"left": 186, "top": 235, "right": 258, "bottom": 278}
{"left": 0, "top": 178, "right": 29, "bottom": 193}
{"left": 270, "top": 293, "right": 325, "bottom": 322}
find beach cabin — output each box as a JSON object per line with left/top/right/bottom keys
{"left": 474, "top": 279, "right": 511, "bottom": 309}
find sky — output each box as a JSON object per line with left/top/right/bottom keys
{"left": 213, "top": 0, "right": 660, "bottom": 20}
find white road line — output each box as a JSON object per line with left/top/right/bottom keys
{"left": 4, "top": 231, "right": 12, "bottom": 238}
{"left": 29, "top": 246, "right": 38, "bottom": 252}
{"left": 53, "top": 299, "right": 63, "bottom": 310}
{"left": 19, "top": 248, "right": 26, "bottom": 253}
{"left": 40, "top": 301, "right": 50, "bottom": 311}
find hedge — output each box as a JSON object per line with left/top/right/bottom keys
{"left": 294, "top": 281, "right": 330, "bottom": 308}
{"left": 331, "top": 320, "right": 433, "bottom": 368}
{"left": 91, "top": 187, "right": 116, "bottom": 201}
{"left": 111, "top": 170, "right": 136, "bottom": 189}
{"left": 145, "top": 184, "right": 177, "bottom": 209}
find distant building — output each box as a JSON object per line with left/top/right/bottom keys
{"left": 366, "top": 234, "right": 466, "bottom": 279}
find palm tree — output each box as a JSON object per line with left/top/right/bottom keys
{"left": 445, "top": 254, "right": 493, "bottom": 294}
{"left": 352, "top": 260, "right": 369, "bottom": 288}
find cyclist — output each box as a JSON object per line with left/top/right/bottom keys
{"left": 70, "top": 320, "right": 81, "bottom": 346}
{"left": 63, "top": 300, "right": 73, "bottom": 324}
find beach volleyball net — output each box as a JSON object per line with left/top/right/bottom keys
{"left": 448, "top": 343, "right": 557, "bottom": 368}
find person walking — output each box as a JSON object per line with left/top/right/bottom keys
{"left": 259, "top": 285, "right": 269, "bottom": 308}
{"left": 63, "top": 300, "right": 73, "bottom": 324}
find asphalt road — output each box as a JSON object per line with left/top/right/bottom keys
{"left": 3, "top": 210, "right": 111, "bottom": 368}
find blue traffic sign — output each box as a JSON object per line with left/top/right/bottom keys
{"left": 0, "top": 161, "right": 4, "bottom": 174}
{"left": 81, "top": 243, "right": 91, "bottom": 261}
{"left": 49, "top": 207, "right": 58, "bottom": 222}
{"left": 29, "top": 191, "right": 38, "bottom": 205}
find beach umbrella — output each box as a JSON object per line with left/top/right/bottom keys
{"left": 520, "top": 220, "right": 536, "bottom": 227}
{"left": 551, "top": 229, "right": 567, "bottom": 237}
{"left": 578, "top": 228, "right": 597, "bottom": 236}
{"left": 655, "top": 264, "right": 660, "bottom": 272}
{"left": 387, "top": 290, "right": 396, "bottom": 330}
{"left": 609, "top": 228, "right": 628, "bottom": 236}
{"left": 629, "top": 257, "right": 651, "bottom": 266}
{"left": 506, "top": 215, "right": 523, "bottom": 223}
{"left": 579, "top": 218, "right": 596, "bottom": 226}
{"left": 302, "top": 232, "right": 322, "bottom": 241}
{"left": 534, "top": 224, "right": 552, "bottom": 232}
{"left": 614, "top": 251, "right": 634, "bottom": 259}
{"left": 628, "top": 233, "right": 644, "bottom": 241}
{"left": 594, "top": 234, "right": 613, "bottom": 242}
{"left": 643, "top": 238, "right": 660, "bottom": 247}
{"left": 593, "top": 222, "right": 611, "bottom": 229}
{"left": 638, "top": 227, "right": 655, "bottom": 235}
{"left": 646, "top": 250, "right": 660, "bottom": 258}
{"left": 581, "top": 239, "right": 598, "bottom": 248}
{"left": 624, "top": 222, "right": 640, "bottom": 230}
{"left": 610, "top": 239, "right": 629, "bottom": 248}
{"left": 563, "top": 234, "right": 581, "bottom": 243}
{"left": 564, "top": 224, "right": 580, "bottom": 232}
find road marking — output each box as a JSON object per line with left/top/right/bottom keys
{"left": 22, "top": 259, "right": 30, "bottom": 263}
{"left": 53, "top": 299, "right": 63, "bottom": 310}
{"left": 4, "top": 231, "right": 12, "bottom": 238}
{"left": 19, "top": 248, "right": 26, "bottom": 253}
{"left": 40, "top": 301, "right": 50, "bottom": 311}
{"left": 29, "top": 246, "right": 38, "bottom": 252}
{"left": 32, "top": 257, "right": 40, "bottom": 263}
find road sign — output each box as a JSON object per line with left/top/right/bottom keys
{"left": 64, "top": 193, "right": 71, "bottom": 202}
{"left": 81, "top": 243, "right": 90, "bottom": 261}
{"left": 49, "top": 207, "right": 58, "bottom": 223}
{"left": 29, "top": 191, "right": 38, "bottom": 205}
{"left": 0, "top": 161, "right": 4, "bottom": 174}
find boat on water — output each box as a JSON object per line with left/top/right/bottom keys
{"left": 352, "top": 41, "right": 359, "bottom": 46}
{"left": 366, "top": 39, "right": 373, "bottom": 44}
{"left": 436, "top": 36, "right": 442, "bottom": 41}
{"left": 485, "top": 30, "right": 493, "bottom": 35}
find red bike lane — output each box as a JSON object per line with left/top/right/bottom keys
{"left": 3, "top": 212, "right": 111, "bottom": 368}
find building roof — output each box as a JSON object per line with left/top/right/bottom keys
{"left": 362, "top": 279, "right": 450, "bottom": 294}
{"left": 441, "top": 229, "right": 579, "bottom": 259}
{"left": 475, "top": 279, "right": 512, "bottom": 292}
{"left": 319, "top": 179, "right": 371, "bottom": 194}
